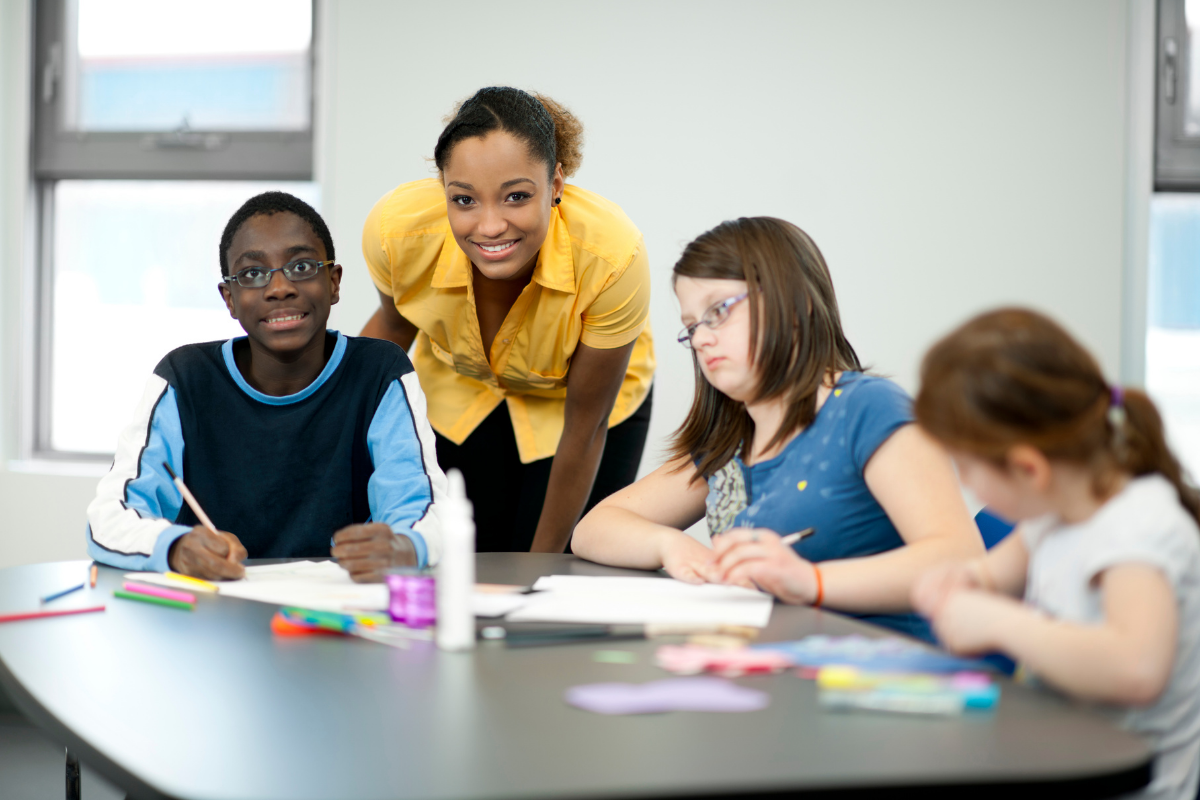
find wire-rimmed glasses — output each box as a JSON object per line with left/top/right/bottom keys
{"left": 677, "top": 292, "right": 749, "bottom": 349}
{"left": 222, "top": 259, "right": 334, "bottom": 289}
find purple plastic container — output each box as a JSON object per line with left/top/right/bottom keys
{"left": 385, "top": 571, "right": 436, "bottom": 628}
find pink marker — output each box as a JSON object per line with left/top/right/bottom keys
{"left": 123, "top": 582, "right": 196, "bottom": 605}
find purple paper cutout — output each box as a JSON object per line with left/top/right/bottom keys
{"left": 565, "top": 677, "right": 770, "bottom": 715}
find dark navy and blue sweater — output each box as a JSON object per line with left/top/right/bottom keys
{"left": 86, "top": 331, "right": 444, "bottom": 571}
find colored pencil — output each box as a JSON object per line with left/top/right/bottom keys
{"left": 0, "top": 606, "right": 105, "bottom": 624}
{"left": 40, "top": 583, "right": 85, "bottom": 604}
{"left": 113, "top": 589, "right": 194, "bottom": 611}
{"left": 123, "top": 582, "right": 196, "bottom": 605}
{"left": 89, "top": 563, "right": 98, "bottom": 588}
{"left": 162, "top": 572, "right": 219, "bottom": 593}
{"left": 161, "top": 462, "right": 218, "bottom": 534}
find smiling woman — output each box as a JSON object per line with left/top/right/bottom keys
{"left": 360, "top": 87, "right": 655, "bottom": 554}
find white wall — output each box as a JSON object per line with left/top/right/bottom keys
{"left": 0, "top": 0, "right": 1137, "bottom": 569}
{"left": 322, "top": 0, "right": 1130, "bottom": 469}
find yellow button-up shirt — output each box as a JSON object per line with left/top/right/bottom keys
{"left": 363, "top": 178, "right": 655, "bottom": 464}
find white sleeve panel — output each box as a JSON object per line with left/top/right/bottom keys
{"left": 86, "top": 374, "right": 188, "bottom": 566}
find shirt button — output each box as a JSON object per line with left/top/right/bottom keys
{"left": 502, "top": 339, "right": 510, "bottom": 344}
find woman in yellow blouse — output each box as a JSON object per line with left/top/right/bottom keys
{"left": 361, "top": 87, "right": 655, "bottom": 554}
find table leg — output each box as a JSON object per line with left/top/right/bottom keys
{"left": 66, "top": 748, "right": 80, "bottom": 800}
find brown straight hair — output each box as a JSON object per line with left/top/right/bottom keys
{"left": 915, "top": 308, "right": 1200, "bottom": 525}
{"left": 669, "top": 217, "right": 862, "bottom": 481}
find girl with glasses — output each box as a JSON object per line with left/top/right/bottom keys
{"left": 573, "top": 217, "right": 982, "bottom": 640}
{"left": 360, "top": 88, "right": 654, "bottom": 554}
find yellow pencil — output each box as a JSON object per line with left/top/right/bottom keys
{"left": 163, "top": 572, "right": 219, "bottom": 593}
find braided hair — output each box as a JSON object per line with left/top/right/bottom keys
{"left": 219, "top": 192, "right": 334, "bottom": 277}
{"left": 433, "top": 87, "right": 584, "bottom": 179}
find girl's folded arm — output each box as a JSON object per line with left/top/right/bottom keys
{"left": 572, "top": 457, "right": 709, "bottom": 571}
{"left": 993, "top": 562, "right": 1177, "bottom": 705}
{"left": 818, "top": 424, "right": 985, "bottom": 612}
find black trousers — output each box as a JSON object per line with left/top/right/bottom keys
{"left": 434, "top": 387, "right": 653, "bottom": 552}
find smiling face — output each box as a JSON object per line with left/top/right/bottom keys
{"left": 218, "top": 211, "right": 342, "bottom": 358}
{"left": 442, "top": 131, "right": 565, "bottom": 282}
{"left": 675, "top": 276, "right": 757, "bottom": 403}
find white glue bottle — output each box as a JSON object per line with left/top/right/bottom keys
{"left": 436, "top": 468, "right": 476, "bottom": 651}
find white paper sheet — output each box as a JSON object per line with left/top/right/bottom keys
{"left": 125, "top": 561, "right": 388, "bottom": 613}
{"left": 503, "top": 575, "right": 773, "bottom": 627}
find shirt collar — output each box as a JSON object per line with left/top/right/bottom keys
{"left": 430, "top": 207, "right": 576, "bottom": 294}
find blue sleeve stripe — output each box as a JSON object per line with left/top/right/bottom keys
{"left": 366, "top": 378, "right": 439, "bottom": 568}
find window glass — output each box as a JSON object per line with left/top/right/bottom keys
{"left": 50, "top": 180, "right": 319, "bottom": 453}
{"left": 1146, "top": 193, "right": 1200, "bottom": 477}
{"left": 66, "top": 0, "right": 311, "bottom": 131}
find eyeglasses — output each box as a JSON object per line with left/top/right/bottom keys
{"left": 677, "top": 292, "right": 749, "bottom": 349}
{"left": 223, "top": 259, "right": 333, "bottom": 289}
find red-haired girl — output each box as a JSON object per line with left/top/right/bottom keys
{"left": 913, "top": 308, "right": 1200, "bottom": 800}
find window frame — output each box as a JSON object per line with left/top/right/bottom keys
{"left": 28, "top": 0, "right": 317, "bottom": 461}
{"left": 32, "top": 0, "right": 315, "bottom": 181}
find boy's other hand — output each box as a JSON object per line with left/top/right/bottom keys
{"left": 168, "top": 527, "right": 247, "bottom": 580}
{"left": 332, "top": 523, "right": 416, "bottom": 583}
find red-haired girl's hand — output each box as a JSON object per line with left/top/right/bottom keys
{"left": 912, "top": 559, "right": 991, "bottom": 618}
{"left": 928, "top": 589, "right": 1018, "bottom": 655}
{"left": 707, "top": 527, "right": 818, "bottom": 604}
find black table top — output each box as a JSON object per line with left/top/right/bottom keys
{"left": 0, "top": 555, "right": 1151, "bottom": 800}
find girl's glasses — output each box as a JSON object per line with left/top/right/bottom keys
{"left": 677, "top": 292, "right": 749, "bottom": 349}
{"left": 223, "top": 259, "right": 333, "bottom": 289}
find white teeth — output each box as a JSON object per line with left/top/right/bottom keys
{"left": 269, "top": 314, "right": 304, "bottom": 323}
{"left": 479, "top": 243, "right": 513, "bottom": 253}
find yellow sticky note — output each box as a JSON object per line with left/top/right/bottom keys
{"left": 797, "top": 480, "right": 808, "bottom": 491}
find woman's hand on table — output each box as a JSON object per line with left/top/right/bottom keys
{"left": 168, "top": 526, "right": 247, "bottom": 580}
{"left": 660, "top": 532, "right": 715, "bottom": 584}
{"left": 332, "top": 523, "right": 416, "bottom": 583}
{"left": 707, "top": 527, "right": 818, "bottom": 604}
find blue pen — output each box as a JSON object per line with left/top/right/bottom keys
{"left": 41, "top": 582, "right": 85, "bottom": 604}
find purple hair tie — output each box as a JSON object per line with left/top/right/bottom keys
{"left": 1108, "top": 384, "right": 1128, "bottom": 458}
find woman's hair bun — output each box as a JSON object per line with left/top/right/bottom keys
{"left": 434, "top": 87, "right": 584, "bottom": 178}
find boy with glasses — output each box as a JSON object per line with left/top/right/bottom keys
{"left": 86, "top": 192, "right": 445, "bottom": 582}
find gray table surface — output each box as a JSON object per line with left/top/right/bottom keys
{"left": 0, "top": 555, "right": 1152, "bottom": 800}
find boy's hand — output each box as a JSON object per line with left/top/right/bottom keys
{"left": 168, "top": 526, "right": 247, "bottom": 580}
{"left": 332, "top": 523, "right": 416, "bottom": 583}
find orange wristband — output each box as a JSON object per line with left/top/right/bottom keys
{"left": 812, "top": 563, "right": 824, "bottom": 607}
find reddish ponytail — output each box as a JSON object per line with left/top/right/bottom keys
{"left": 915, "top": 308, "right": 1200, "bottom": 526}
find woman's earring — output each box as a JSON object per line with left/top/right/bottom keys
{"left": 555, "top": 197, "right": 562, "bottom": 205}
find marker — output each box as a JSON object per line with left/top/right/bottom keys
{"left": 113, "top": 589, "right": 194, "bottom": 611}
{"left": 89, "top": 563, "right": 98, "bottom": 589}
{"left": 123, "top": 582, "right": 196, "bottom": 605}
{"left": 161, "top": 463, "right": 218, "bottom": 534}
{"left": 162, "top": 572, "right": 219, "bottom": 593}
{"left": 0, "top": 606, "right": 105, "bottom": 624}
{"left": 40, "top": 583, "right": 85, "bottom": 604}
{"left": 780, "top": 528, "right": 816, "bottom": 546}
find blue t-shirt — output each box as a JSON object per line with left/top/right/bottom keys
{"left": 705, "top": 372, "right": 932, "bottom": 641}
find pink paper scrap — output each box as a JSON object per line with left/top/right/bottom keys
{"left": 565, "top": 677, "right": 770, "bottom": 715}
